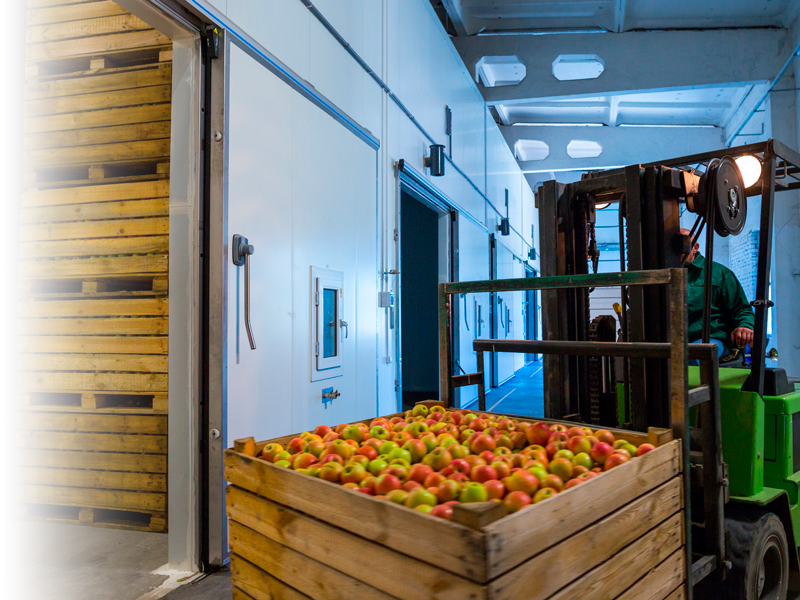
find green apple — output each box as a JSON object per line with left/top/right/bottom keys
{"left": 459, "top": 482, "right": 489, "bottom": 503}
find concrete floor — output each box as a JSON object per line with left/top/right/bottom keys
{"left": 482, "top": 360, "right": 545, "bottom": 417}
{"left": 162, "top": 571, "right": 232, "bottom": 600}
{"left": 18, "top": 521, "right": 169, "bottom": 600}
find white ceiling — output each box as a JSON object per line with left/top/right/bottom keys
{"left": 441, "top": 0, "right": 800, "bottom": 35}
{"left": 496, "top": 85, "right": 755, "bottom": 127}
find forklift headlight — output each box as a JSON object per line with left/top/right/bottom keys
{"left": 735, "top": 155, "right": 762, "bottom": 188}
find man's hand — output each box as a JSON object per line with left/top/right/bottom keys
{"left": 732, "top": 327, "right": 754, "bottom": 348}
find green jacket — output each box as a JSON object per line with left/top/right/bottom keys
{"left": 686, "top": 253, "right": 755, "bottom": 347}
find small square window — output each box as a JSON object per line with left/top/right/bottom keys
{"left": 311, "top": 266, "right": 344, "bottom": 381}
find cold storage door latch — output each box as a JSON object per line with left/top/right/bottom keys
{"left": 232, "top": 234, "right": 256, "bottom": 350}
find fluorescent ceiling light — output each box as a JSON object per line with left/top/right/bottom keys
{"left": 567, "top": 140, "right": 603, "bottom": 158}
{"left": 476, "top": 56, "right": 526, "bottom": 87}
{"left": 510, "top": 122, "right": 605, "bottom": 127}
{"left": 552, "top": 55, "right": 605, "bottom": 81}
{"left": 514, "top": 140, "right": 550, "bottom": 161}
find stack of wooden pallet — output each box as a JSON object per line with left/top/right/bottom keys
{"left": 18, "top": 0, "right": 172, "bottom": 532}
{"left": 0, "top": 0, "right": 25, "bottom": 498}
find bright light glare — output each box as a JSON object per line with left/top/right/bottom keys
{"left": 595, "top": 201, "right": 611, "bottom": 209}
{"left": 736, "top": 155, "right": 762, "bottom": 188}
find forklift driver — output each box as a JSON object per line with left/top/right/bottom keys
{"left": 680, "top": 227, "right": 755, "bottom": 363}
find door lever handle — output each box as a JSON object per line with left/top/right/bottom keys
{"left": 340, "top": 320, "right": 349, "bottom": 339}
{"left": 233, "top": 234, "right": 256, "bottom": 350}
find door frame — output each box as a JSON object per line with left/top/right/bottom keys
{"left": 524, "top": 265, "right": 539, "bottom": 362}
{"left": 396, "top": 161, "right": 460, "bottom": 410}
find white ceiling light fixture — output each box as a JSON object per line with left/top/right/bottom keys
{"left": 735, "top": 155, "right": 762, "bottom": 188}
{"left": 514, "top": 140, "right": 550, "bottom": 162}
{"left": 552, "top": 54, "right": 605, "bottom": 81}
{"left": 567, "top": 140, "right": 603, "bottom": 158}
{"left": 476, "top": 56, "right": 526, "bottom": 87}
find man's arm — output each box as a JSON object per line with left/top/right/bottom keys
{"left": 724, "top": 269, "right": 755, "bottom": 347}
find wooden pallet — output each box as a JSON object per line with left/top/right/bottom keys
{"left": 225, "top": 411, "right": 687, "bottom": 600}
{"left": 17, "top": 298, "right": 169, "bottom": 412}
{"left": 20, "top": 171, "right": 170, "bottom": 292}
{"left": 23, "top": 9, "right": 173, "bottom": 181}
{"left": 15, "top": 410, "right": 167, "bottom": 531}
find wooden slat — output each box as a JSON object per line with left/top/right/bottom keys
{"left": 21, "top": 467, "right": 167, "bottom": 492}
{"left": 18, "top": 430, "right": 167, "bottom": 453}
{"left": 614, "top": 551, "right": 685, "bottom": 600}
{"left": 18, "top": 371, "right": 168, "bottom": 392}
{"left": 25, "top": 63, "right": 172, "bottom": 100}
{"left": 19, "top": 448, "right": 166, "bottom": 472}
{"left": 25, "top": 121, "right": 171, "bottom": 150}
{"left": 227, "top": 486, "right": 483, "bottom": 600}
{"left": 22, "top": 484, "right": 166, "bottom": 512}
{"left": 659, "top": 585, "right": 687, "bottom": 600}
{"left": 18, "top": 354, "right": 169, "bottom": 373}
{"left": 548, "top": 514, "right": 683, "bottom": 600}
{"left": 21, "top": 217, "right": 168, "bottom": 241}
{"left": 224, "top": 450, "right": 487, "bottom": 583}
{"left": 27, "top": 14, "right": 152, "bottom": 43}
{"left": 24, "top": 180, "right": 169, "bottom": 207}
{"left": 19, "top": 297, "right": 168, "bottom": 317}
{"left": 25, "top": 85, "right": 170, "bottom": 118}
{"left": 489, "top": 477, "right": 683, "bottom": 600}
{"left": 25, "top": 104, "right": 171, "bottom": 134}
{"left": 19, "top": 317, "right": 167, "bottom": 336}
{"left": 21, "top": 255, "right": 168, "bottom": 279}
{"left": 22, "top": 235, "right": 169, "bottom": 258}
{"left": 18, "top": 412, "right": 167, "bottom": 434}
{"left": 24, "top": 139, "right": 170, "bottom": 168}
{"left": 19, "top": 335, "right": 168, "bottom": 354}
{"left": 484, "top": 440, "right": 682, "bottom": 579}
{"left": 229, "top": 521, "right": 395, "bottom": 600}
{"left": 231, "top": 555, "right": 312, "bottom": 600}
{"left": 21, "top": 197, "right": 168, "bottom": 223}
{"left": 232, "top": 585, "right": 271, "bottom": 600}
{"left": 27, "top": 2, "right": 128, "bottom": 26}
{"left": 27, "top": 30, "right": 171, "bottom": 62}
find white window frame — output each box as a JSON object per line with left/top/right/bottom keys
{"left": 311, "top": 266, "right": 344, "bottom": 381}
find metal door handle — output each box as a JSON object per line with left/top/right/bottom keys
{"left": 233, "top": 234, "right": 256, "bottom": 350}
{"left": 340, "top": 320, "right": 349, "bottom": 339}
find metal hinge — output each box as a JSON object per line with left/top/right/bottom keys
{"left": 394, "top": 228, "right": 399, "bottom": 241}
{"left": 315, "top": 291, "right": 319, "bottom": 306}
{"left": 315, "top": 342, "right": 319, "bottom": 357}
{"left": 394, "top": 380, "right": 400, "bottom": 392}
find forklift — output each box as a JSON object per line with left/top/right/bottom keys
{"left": 531, "top": 139, "right": 800, "bottom": 600}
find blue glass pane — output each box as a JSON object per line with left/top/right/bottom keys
{"left": 323, "top": 288, "right": 337, "bottom": 358}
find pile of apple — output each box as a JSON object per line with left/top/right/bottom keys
{"left": 257, "top": 406, "right": 655, "bottom": 520}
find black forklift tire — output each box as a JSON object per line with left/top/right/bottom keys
{"left": 723, "top": 509, "right": 790, "bottom": 600}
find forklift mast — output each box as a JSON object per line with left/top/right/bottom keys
{"left": 536, "top": 139, "right": 799, "bottom": 429}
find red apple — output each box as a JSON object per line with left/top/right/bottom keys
{"left": 341, "top": 463, "right": 367, "bottom": 484}
{"left": 566, "top": 426, "right": 585, "bottom": 438}
{"left": 504, "top": 490, "right": 532, "bottom": 513}
{"left": 374, "top": 473, "right": 402, "bottom": 495}
{"left": 464, "top": 455, "right": 487, "bottom": 470}
{"left": 637, "top": 443, "right": 656, "bottom": 457}
{"left": 491, "top": 460, "right": 512, "bottom": 480}
{"left": 287, "top": 437, "right": 306, "bottom": 455}
{"left": 447, "top": 472, "right": 470, "bottom": 484}
{"left": 422, "top": 447, "right": 453, "bottom": 471}
{"left": 470, "top": 464, "right": 496, "bottom": 483}
{"left": 590, "top": 442, "right": 614, "bottom": 464}
{"left": 566, "top": 436, "right": 592, "bottom": 455}
{"left": 408, "top": 463, "right": 433, "bottom": 484}
{"left": 261, "top": 443, "right": 284, "bottom": 462}
{"left": 547, "top": 431, "right": 569, "bottom": 445}
{"left": 405, "top": 487, "right": 437, "bottom": 509}
{"left": 356, "top": 446, "right": 378, "bottom": 461}
{"left": 292, "top": 453, "right": 317, "bottom": 470}
{"left": 479, "top": 450, "right": 496, "bottom": 464}
{"left": 436, "top": 479, "right": 461, "bottom": 502}
{"left": 402, "top": 439, "right": 428, "bottom": 463}
{"left": 595, "top": 429, "right": 615, "bottom": 445}
{"left": 533, "top": 488, "right": 557, "bottom": 503}
{"left": 504, "top": 470, "right": 539, "bottom": 495}
{"left": 483, "top": 479, "right": 505, "bottom": 500}
{"left": 318, "top": 462, "right": 343, "bottom": 482}
{"left": 334, "top": 424, "right": 348, "bottom": 434}
{"left": 386, "top": 464, "right": 409, "bottom": 482}
{"left": 548, "top": 458, "right": 574, "bottom": 482}
{"left": 605, "top": 453, "right": 630, "bottom": 470}
{"left": 541, "top": 474, "right": 565, "bottom": 492}
{"left": 423, "top": 472, "right": 446, "bottom": 488}
{"left": 320, "top": 454, "right": 344, "bottom": 465}
{"left": 403, "top": 480, "right": 423, "bottom": 492}
{"left": 526, "top": 422, "right": 552, "bottom": 446}
{"left": 313, "top": 424, "right": 332, "bottom": 437}
{"left": 430, "top": 504, "right": 454, "bottom": 520}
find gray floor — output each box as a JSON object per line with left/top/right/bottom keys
{"left": 18, "top": 521, "right": 169, "bottom": 600}
{"left": 481, "top": 360, "right": 545, "bottom": 417}
{"left": 162, "top": 571, "right": 232, "bottom": 600}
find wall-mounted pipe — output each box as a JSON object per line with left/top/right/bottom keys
{"left": 727, "top": 40, "right": 800, "bottom": 147}
{"left": 298, "top": 0, "right": 534, "bottom": 251}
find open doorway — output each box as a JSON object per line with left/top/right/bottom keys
{"left": 398, "top": 190, "right": 454, "bottom": 411}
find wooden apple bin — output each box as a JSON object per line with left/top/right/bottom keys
{"left": 224, "top": 407, "right": 686, "bottom": 600}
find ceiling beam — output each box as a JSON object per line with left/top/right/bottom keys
{"left": 607, "top": 95, "right": 620, "bottom": 126}
{"left": 441, "top": 0, "right": 468, "bottom": 37}
{"left": 503, "top": 124, "right": 724, "bottom": 172}
{"left": 453, "top": 29, "right": 791, "bottom": 105}
{"left": 723, "top": 82, "right": 771, "bottom": 146}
